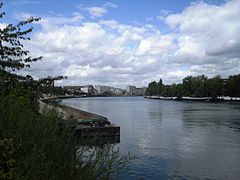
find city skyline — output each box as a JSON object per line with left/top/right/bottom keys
{"left": 2, "top": 0, "right": 240, "bottom": 88}
{"left": 63, "top": 84, "right": 146, "bottom": 96}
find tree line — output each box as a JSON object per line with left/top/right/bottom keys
{"left": 145, "top": 74, "right": 240, "bottom": 98}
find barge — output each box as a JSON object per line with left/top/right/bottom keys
{"left": 39, "top": 99, "right": 120, "bottom": 142}
{"left": 59, "top": 104, "right": 120, "bottom": 138}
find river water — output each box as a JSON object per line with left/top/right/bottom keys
{"left": 62, "top": 96, "right": 240, "bottom": 179}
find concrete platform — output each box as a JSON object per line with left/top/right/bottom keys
{"left": 59, "top": 104, "right": 120, "bottom": 138}
{"left": 40, "top": 99, "right": 120, "bottom": 140}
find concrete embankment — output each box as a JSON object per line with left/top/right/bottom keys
{"left": 144, "top": 96, "right": 240, "bottom": 102}
{"left": 59, "top": 104, "right": 120, "bottom": 138}
{"left": 39, "top": 99, "right": 120, "bottom": 138}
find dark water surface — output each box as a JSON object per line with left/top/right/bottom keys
{"left": 62, "top": 97, "right": 240, "bottom": 179}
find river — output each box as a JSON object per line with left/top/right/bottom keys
{"left": 62, "top": 96, "right": 240, "bottom": 179}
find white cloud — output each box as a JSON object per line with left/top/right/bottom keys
{"left": 83, "top": 2, "right": 117, "bottom": 18}
{"left": 164, "top": 0, "right": 240, "bottom": 73}
{"left": 23, "top": 19, "right": 172, "bottom": 86}
{"left": 103, "top": 2, "right": 117, "bottom": 8}
{"left": 137, "top": 35, "right": 175, "bottom": 56}
{"left": 16, "top": 11, "right": 84, "bottom": 31}
{"left": 13, "top": 0, "right": 240, "bottom": 87}
{"left": 157, "top": 9, "right": 171, "bottom": 21}
{"left": 0, "top": 23, "right": 7, "bottom": 29}
{"left": 87, "top": 7, "right": 107, "bottom": 17}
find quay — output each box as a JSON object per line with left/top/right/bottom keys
{"left": 39, "top": 98, "right": 120, "bottom": 139}
{"left": 144, "top": 96, "right": 211, "bottom": 101}
{"left": 144, "top": 96, "right": 240, "bottom": 102}
{"left": 60, "top": 104, "right": 120, "bottom": 138}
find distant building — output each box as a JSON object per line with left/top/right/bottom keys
{"left": 64, "top": 84, "right": 145, "bottom": 96}
{"left": 63, "top": 86, "right": 83, "bottom": 94}
{"left": 136, "top": 87, "right": 147, "bottom": 96}
{"left": 126, "top": 85, "right": 146, "bottom": 96}
{"left": 142, "top": 87, "right": 147, "bottom": 95}
{"left": 95, "top": 85, "right": 111, "bottom": 95}
{"left": 64, "top": 85, "right": 96, "bottom": 95}
{"left": 81, "top": 85, "right": 96, "bottom": 95}
{"left": 110, "top": 88, "right": 125, "bottom": 95}
{"left": 126, "top": 85, "right": 136, "bottom": 95}
{"left": 136, "top": 88, "right": 143, "bottom": 96}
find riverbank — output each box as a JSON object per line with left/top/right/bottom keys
{"left": 144, "top": 96, "right": 240, "bottom": 102}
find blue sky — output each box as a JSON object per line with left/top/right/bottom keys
{"left": 4, "top": 0, "right": 225, "bottom": 26}
{"left": 1, "top": 0, "right": 239, "bottom": 87}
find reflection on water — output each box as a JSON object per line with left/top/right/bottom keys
{"left": 63, "top": 97, "right": 240, "bottom": 179}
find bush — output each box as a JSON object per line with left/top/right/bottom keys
{"left": 0, "top": 94, "right": 76, "bottom": 179}
{"left": 0, "top": 94, "right": 131, "bottom": 179}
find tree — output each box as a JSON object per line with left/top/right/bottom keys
{"left": 157, "top": 78, "right": 164, "bottom": 95}
{"left": 0, "top": 3, "right": 42, "bottom": 71}
{"left": 0, "top": 3, "right": 131, "bottom": 179}
{"left": 182, "top": 75, "right": 208, "bottom": 97}
{"left": 0, "top": 2, "right": 43, "bottom": 103}
{"left": 171, "top": 83, "right": 183, "bottom": 97}
{"left": 0, "top": 3, "right": 66, "bottom": 110}
{"left": 224, "top": 74, "right": 240, "bottom": 97}
{"left": 182, "top": 76, "right": 194, "bottom": 96}
{"left": 146, "top": 74, "right": 239, "bottom": 98}
{"left": 146, "top": 81, "right": 158, "bottom": 95}
{"left": 207, "top": 75, "right": 223, "bottom": 98}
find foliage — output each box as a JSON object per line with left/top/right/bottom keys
{"left": 0, "top": 3, "right": 131, "bottom": 179}
{"left": 207, "top": 75, "right": 223, "bottom": 97}
{"left": 38, "top": 76, "right": 67, "bottom": 95}
{"left": 146, "top": 74, "right": 240, "bottom": 97}
{"left": 0, "top": 2, "right": 65, "bottom": 109}
{"left": 76, "top": 144, "right": 132, "bottom": 179}
{"left": 0, "top": 94, "right": 76, "bottom": 179}
{"left": 0, "top": 94, "right": 131, "bottom": 179}
{"left": 145, "top": 81, "right": 158, "bottom": 95}
{"left": 224, "top": 74, "right": 240, "bottom": 97}
{"left": 0, "top": 3, "right": 42, "bottom": 71}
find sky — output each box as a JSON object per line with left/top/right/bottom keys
{"left": 1, "top": 0, "right": 240, "bottom": 88}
